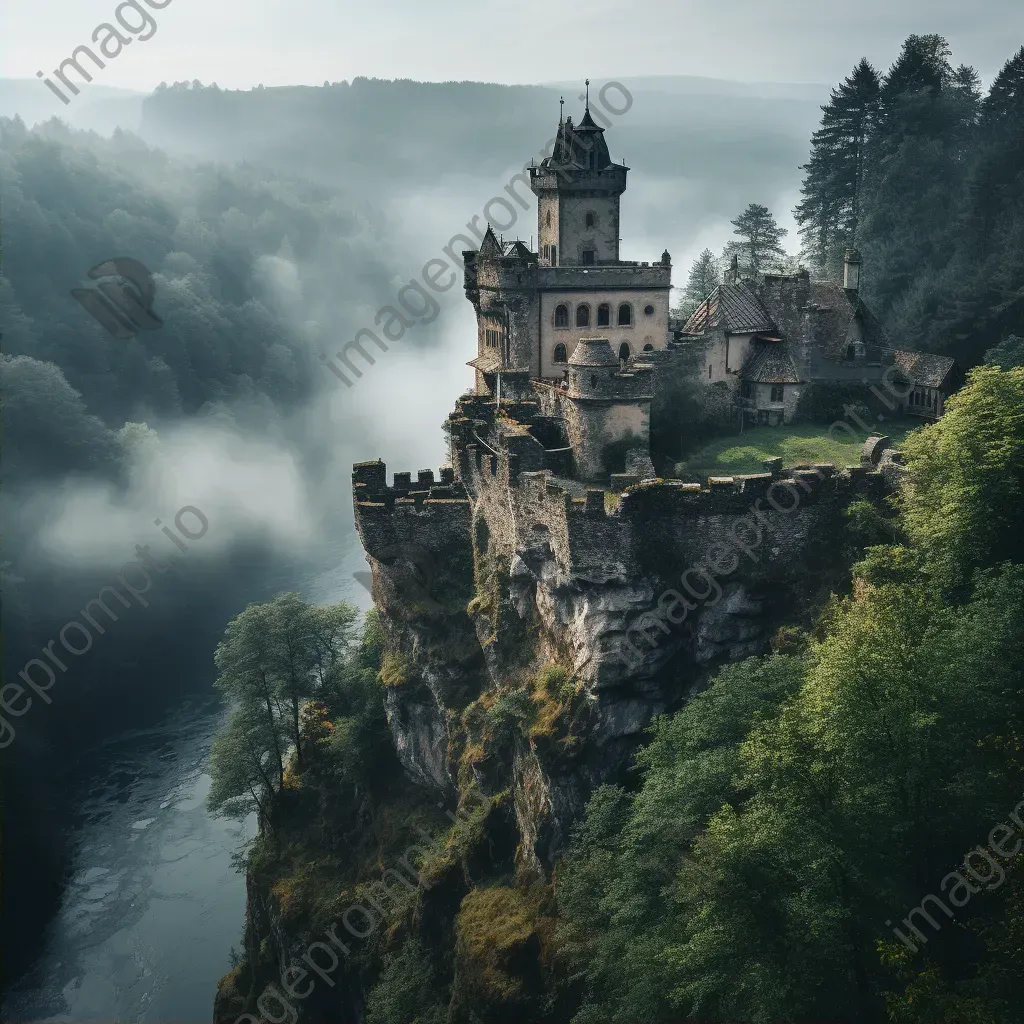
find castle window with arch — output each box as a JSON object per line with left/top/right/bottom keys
{"left": 576, "top": 304, "right": 591, "bottom": 328}
{"left": 554, "top": 304, "right": 569, "bottom": 328}
{"left": 618, "top": 342, "right": 630, "bottom": 362}
{"left": 585, "top": 211, "right": 595, "bottom": 228}
{"left": 597, "top": 303, "right": 610, "bottom": 327}
{"left": 618, "top": 303, "right": 632, "bottom": 326}
{"left": 643, "top": 343, "right": 654, "bottom": 351}
{"left": 553, "top": 343, "right": 567, "bottom": 363}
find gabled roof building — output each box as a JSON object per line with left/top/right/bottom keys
{"left": 679, "top": 252, "right": 959, "bottom": 425}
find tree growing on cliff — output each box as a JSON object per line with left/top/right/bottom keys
{"left": 207, "top": 595, "right": 360, "bottom": 820}
{"left": 267, "top": 593, "right": 358, "bottom": 769}
{"left": 721, "top": 203, "right": 789, "bottom": 277}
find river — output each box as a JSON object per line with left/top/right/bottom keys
{"left": 3, "top": 540, "right": 372, "bottom": 1024}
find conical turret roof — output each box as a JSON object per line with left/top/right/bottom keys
{"left": 569, "top": 337, "right": 618, "bottom": 367}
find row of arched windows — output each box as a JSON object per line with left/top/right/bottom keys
{"left": 552, "top": 341, "right": 656, "bottom": 364}
{"left": 555, "top": 302, "right": 633, "bottom": 329}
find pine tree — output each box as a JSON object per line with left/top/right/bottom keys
{"left": 675, "top": 248, "right": 720, "bottom": 318}
{"left": 722, "top": 203, "right": 788, "bottom": 278}
{"left": 859, "top": 35, "right": 979, "bottom": 320}
{"left": 982, "top": 45, "right": 1024, "bottom": 126}
{"left": 795, "top": 59, "right": 880, "bottom": 277}
{"left": 880, "top": 33, "right": 954, "bottom": 108}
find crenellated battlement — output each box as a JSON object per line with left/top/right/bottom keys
{"left": 353, "top": 459, "right": 460, "bottom": 505}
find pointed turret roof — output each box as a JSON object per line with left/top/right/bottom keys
{"left": 480, "top": 225, "right": 501, "bottom": 256}
{"left": 542, "top": 87, "right": 613, "bottom": 172}
{"left": 568, "top": 337, "right": 618, "bottom": 367}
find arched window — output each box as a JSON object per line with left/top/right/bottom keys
{"left": 576, "top": 304, "right": 591, "bottom": 328}
{"left": 618, "top": 342, "right": 630, "bottom": 362}
{"left": 597, "top": 303, "right": 610, "bottom": 327}
{"left": 585, "top": 211, "right": 595, "bottom": 228}
{"left": 553, "top": 343, "right": 567, "bottom": 363}
{"left": 618, "top": 303, "right": 632, "bottom": 326}
{"left": 554, "top": 304, "right": 568, "bottom": 328}
{"left": 643, "top": 343, "right": 654, "bottom": 351}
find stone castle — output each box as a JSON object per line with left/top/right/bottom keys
{"left": 456, "top": 94, "right": 956, "bottom": 477}
{"left": 350, "top": 96, "right": 931, "bottom": 867}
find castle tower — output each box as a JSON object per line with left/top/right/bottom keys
{"left": 530, "top": 84, "right": 628, "bottom": 268}
{"left": 462, "top": 88, "right": 671, "bottom": 398}
{"left": 562, "top": 338, "right": 654, "bottom": 481}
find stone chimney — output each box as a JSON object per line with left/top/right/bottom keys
{"left": 843, "top": 248, "right": 862, "bottom": 293}
{"left": 724, "top": 253, "right": 739, "bottom": 286}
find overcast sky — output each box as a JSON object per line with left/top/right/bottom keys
{"left": 5, "top": 0, "right": 1022, "bottom": 93}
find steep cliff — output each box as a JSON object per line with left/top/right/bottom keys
{"left": 216, "top": 400, "right": 897, "bottom": 1024}
{"left": 353, "top": 397, "right": 892, "bottom": 879}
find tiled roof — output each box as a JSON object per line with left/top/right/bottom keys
{"left": 812, "top": 282, "right": 888, "bottom": 356}
{"left": 683, "top": 282, "right": 775, "bottom": 334}
{"left": 467, "top": 352, "right": 501, "bottom": 373}
{"left": 502, "top": 241, "right": 534, "bottom": 259}
{"left": 892, "top": 350, "right": 956, "bottom": 388}
{"left": 740, "top": 340, "right": 803, "bottom": 384}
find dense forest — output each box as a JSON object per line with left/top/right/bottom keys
{"left": 209, "top": 37, "right": 1024, "bottom": 1024}
{"left": 795, "top": 36, "right": 1024, "bottom": 365}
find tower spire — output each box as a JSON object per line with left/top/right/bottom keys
{"left": 585, "top": 78, "right": 590, "bottom": 111}
{"left": 559, "top": 95, "right": 564, "bottom": 125}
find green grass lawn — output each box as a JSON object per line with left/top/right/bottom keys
{"left": 676, "top": 419, "right": 923, "bottom": 483}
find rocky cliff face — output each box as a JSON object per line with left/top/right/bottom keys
{"left": 216, "top": 407, "right": 896, "bottom": 1024}
{"left": 351, "top": 401, "right": 893, "bottom": 878}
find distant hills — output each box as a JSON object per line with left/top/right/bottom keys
{"left": 0, "top": 74, "right": 828, "bottom": 268}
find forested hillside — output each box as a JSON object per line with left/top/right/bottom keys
{"left": 211, "top": 37, "right": 1024, "bottom": 1024}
